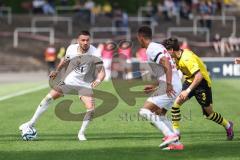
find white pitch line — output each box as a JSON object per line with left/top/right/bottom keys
{"left": 0, "top": 84, "right": 49, "bottom": 101}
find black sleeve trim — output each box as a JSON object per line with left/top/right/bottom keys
{"left": 95, "top": 61, "right": 103, "bottom": 65}
{"left": 153, "top": 52, "right": 162, "bottom": 62}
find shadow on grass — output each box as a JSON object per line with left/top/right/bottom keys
{"left": 0, "top": 142, "right": 240, "bottom": 160}
{"left": 0, "top": 131, "right": 239, "bottom": 142}
{"left": 0, "top": 132, "right": 162, "bottom": 142}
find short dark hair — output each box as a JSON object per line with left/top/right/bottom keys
{"left": 162, "top": 38, "right": 180, "bottom": 51}
{"left": 78, "top": 30, "right": 91, "bottom": 37}
{"left": 138, "top": 26, "right": 152, "bottom": 39}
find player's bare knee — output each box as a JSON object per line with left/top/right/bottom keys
{"left": 49, "top": 89, "right": 62, "bottom": 99}
{"left": 155, "top": 108, "right": 167, "bottom": 116}
{"left": 143, "top": 101, "right": 158, "bottom": 112}
{"left": 203, "top": 105, "right": 214, "bottom": 116}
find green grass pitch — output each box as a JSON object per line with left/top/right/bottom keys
{"left": 0, "top": 79, "right": 239, "bottom": 160}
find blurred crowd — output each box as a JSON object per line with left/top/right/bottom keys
{"left": 21, "top": 0, "right": 114, "bottom": 16}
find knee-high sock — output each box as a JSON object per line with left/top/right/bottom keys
{"left": 29, "top": 94, "right": 53, "bottom": 126}
{"left": 139, "top": 108, "right": 175, "bottom": 137}
{"left": 207, "top": 112, "right": 230, "bottom": 129}
{"left": 160, "top": 115, "right": 175, "bottom": 133}
{"left": 171, "top": 102, "right": 181, "bottom": 132}
{"left": 79, "top": 109, "right": 95, "bottom": 134}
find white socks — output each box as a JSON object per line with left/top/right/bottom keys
{"left": 159, "top": 115, "right": 175, "bottom": 133}
{"left": 29, "top": 94, "right": 53, "bottom": 126}
{"left": 79, "top": 109, "right": 95, "bottom": 135}
{"left": 139, "top": 108, "right": 175, "bottom": 137}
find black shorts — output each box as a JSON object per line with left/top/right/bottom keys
{"left": 182, "top": 79, "right": 212, "bottom": 108}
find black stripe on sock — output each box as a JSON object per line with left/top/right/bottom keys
{"left": 218, "top": 117, "right": 223, "bottom": 124}
{"left": 212, "top": 113, "right": 219, "bottom": 122}
{"left": 216, "top": 114, "right": 222, "bottom": 123}
{"left": 171, "top": 110, "right": 180, "bottom": 114}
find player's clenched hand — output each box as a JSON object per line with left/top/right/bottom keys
{"left": 91, "top": 79, "right": 101, "bottom": 88}
{"left": 166, "top": 83, "right": 176, "bottom": 98}
{"left": 144, "top": 85, "right": 157, "bottom": 94}
{"left": 179, "top": 90, "right": 189, "bottom": 101}
{"left": 49, "top": 71, "right": 58, "bottom": 80}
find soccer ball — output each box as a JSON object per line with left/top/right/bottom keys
{"left": 21, "top": 127, "right": 37, "bottom": 141}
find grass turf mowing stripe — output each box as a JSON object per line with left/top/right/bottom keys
{"left": 0, "top": 84, "right": 48, "bottom": 101}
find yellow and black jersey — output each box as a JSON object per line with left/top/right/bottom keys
{"left": 175, "top": 49, "right": 211, "bottom": 87}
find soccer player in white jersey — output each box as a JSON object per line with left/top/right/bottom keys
{"left": 19, "top": 31, "right": 105, "bottom": 141}
{"left": 137, "top": 26, "right": 184, "bottom": 150}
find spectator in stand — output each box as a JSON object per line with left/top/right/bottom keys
{"left": 213, "top": 33, "right": 222, "bottom": 54}
{"left": 74, "top": 0, "right": 84, "bottom": 10}
{"left": 84, "top": 0, "right": 95, "bottom": 22}
{"left": 32, "top": 0, "right": 55, "bottom": 14}
{"left": 213, "top": 34, "right": 232, "bottom": 57}
{"left": 102, "top": 1, "right": 112, "bottom": 17}
{"left": 42, "top": 0, "right": 55, "bottom": 15}
{"left": 21, "top": 1, "right": 33, "bottom": 13}
{"left": 199, "top": 0, "right": 212, "bottom": 30}
{"left": 74, "top": 0, "right": 92, "bottom": 23}
{"left": 92, "top": 4, "right": 101, "bottom": 16}
{"left": 180, "top": 0, "right": 192, "bottom": 19}
{"left": 192, "top": 0, "right": 200, "bottom": 14}
{"left": 112, "top": 4, "right": 129, "bottom": 35}
{"left": 224, "top": 0, "right": 234, "bottom": 7}
{"left": 157, "top": 2, "right": 164, "bottom": 17}
{"left": 44, "top": 45, "right": 57, "bottom": 74}
{"left": 101, "top": 42, "right": 115, "bottom": 81}
{"left": 60, "top": 0, "right": 69, "bottom": 6}
{"left": 84, "top": 0, "right": 95, "bottom": 10}
{"left": 163, "top": 0, "right": 177, "bottom": 21}
{"left": 145, "top": 0, "right": 158, "bottom": 22}
{"left": 122, "top": 11, "right": 129, "bottom": 28}
{"left": 32, "top": 0, "right": 45, "bottom": 13}
{"left": 228, "top": 36, "right": 240, "bottom": 52}
{"left": 173, "top": 0, "right": 181, "bottom": 12}
{"left": 113, "top": 3, "right": 122, "bottom": 28}
{"left": 47, "top": 0, "right": 54, "bottom": 7}
{"left": 118, "top": 41, "right": 132, "bottom": 79}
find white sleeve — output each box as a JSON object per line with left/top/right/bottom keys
{"left": 64, "top": 45, "right": 72, "bottom": 60}
{"left": 91, "top": 45, "right": 101, "bottom": 58}
{"left": 148, "top": 47, "right": 165, "bottom": 64}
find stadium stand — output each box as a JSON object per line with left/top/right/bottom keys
{"left": 0, "top": 1, "right": 240, "bottom": 72}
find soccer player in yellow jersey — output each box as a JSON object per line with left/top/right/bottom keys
{"left": 163, "top": 38, "right": 234, "bottom": 140}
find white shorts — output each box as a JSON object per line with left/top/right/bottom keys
{"left": 55, "top": 81, "right": 93, "bottom": 96}
{"left": 147, "top": 82, "right": 182, "bottom": 110}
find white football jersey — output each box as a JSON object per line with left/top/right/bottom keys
{"left": 63, "top": 44, "right": 102, "bottom": 86}
{"left": 146, "top": 42, "right": 180, "bottom": 85}
{"left": 64, "top": 44, "right": 97, "bottom": 60}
